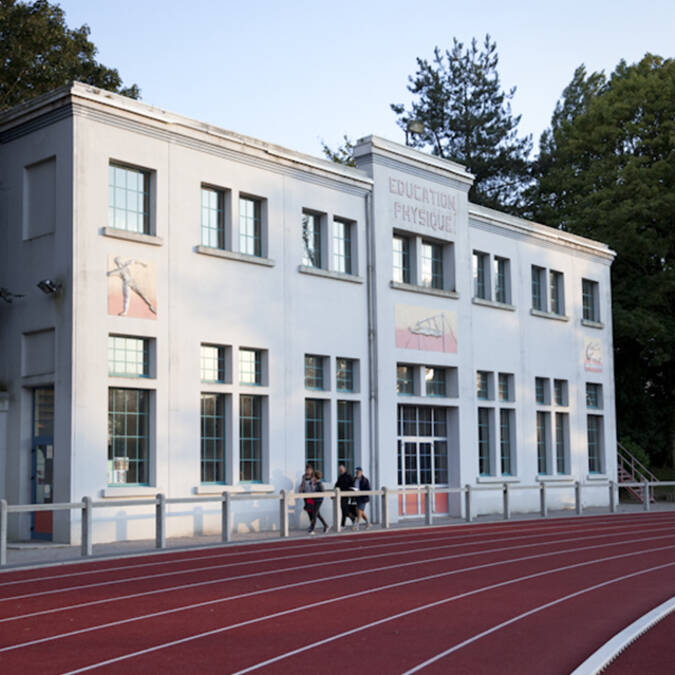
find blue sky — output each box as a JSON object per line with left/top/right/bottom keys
{"left": 56, "top": 0, "right": 674, "bottom": 158}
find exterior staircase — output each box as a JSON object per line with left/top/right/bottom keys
{"left": 618, "top": 442, "right": 659, "bottom": 503}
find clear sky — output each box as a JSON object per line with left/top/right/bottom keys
{"left": 56, "top": 0, "right": 674, "bottom": 158}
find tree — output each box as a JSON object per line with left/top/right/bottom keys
{"left": 320, "top": 134, "right": 356, "bottom": 167}
{"left": 530, "top": 54, "right": 675, "bottom": 467}
{"left": 0, "top": 0, "right": 139, "bottom": 111}
{"left": 390, "top": 35, "right": 532, "bottom": 214}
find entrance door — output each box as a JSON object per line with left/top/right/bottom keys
{"left": 31, "top": 387, "right": 54, "bottom": 540}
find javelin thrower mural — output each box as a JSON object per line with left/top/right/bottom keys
{"left": 394, "top": 305, "right": 457, "bottom": 353}
{"left": 107, "top": 255, "right": 157, "bottom": 319}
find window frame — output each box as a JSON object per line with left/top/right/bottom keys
{"left": 108, "top": 162, "right": 151, "bottom": 235}
{"left": 239, "top": 195, "right": 263, "bottom": 257}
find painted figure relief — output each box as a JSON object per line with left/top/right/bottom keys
{"left": 584, "top": 338, "right": 602, "bottom": 373}
{"left": 395, "top": 305, "right": 457, "bottom": 353}
{"left": 107, "top": 256, "right": 157, "bottom": 319}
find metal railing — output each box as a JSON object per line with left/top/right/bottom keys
{"left": 2, "top": 480, "right": 674, "bottom": 567}
{"left": 617, "top": 442, "right": 659, "bottom": 502}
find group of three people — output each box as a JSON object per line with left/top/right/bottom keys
{"left": 299, "top": 463, "right": 371, "bottom": 534}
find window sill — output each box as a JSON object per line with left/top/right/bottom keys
{"left": 195, "top": 484, "right": 275, "bottom": 495}
{"left": 108, "top": 377, "right": 157, "bottom": 389}
{"left": 390, "top": 281, "right": 459, "bottom": 299}
{"left": 530, "top": 309, "right": 569, "bottom": 322}
{"left": 101, "top": 486, "right": 158, "bottom": 498}
{"left": 581, "top": 319, "right": 604, "bottom": 329}
{"left": 476, "top": 476, "right": 520, "bottom": 484}
{"left": 536, "top": 475, "right": 574, "bottom": 483}
{"left": 472, "top": 297, "right": 516, "bottom": 312}
{"left": 195, "top": 245, "right": 275, "bottom": 267}
{"left": 102, "top": 227, "right": 163, "bottom": 246}
{"left": 298, "top": 265, "right": 364, "bottom": 284}
{"left": 585, "top": 474, "right": 609, "bottom": 482}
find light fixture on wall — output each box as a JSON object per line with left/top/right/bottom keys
{"left": 37, "top": 279, "right": 63, "bottom": 295}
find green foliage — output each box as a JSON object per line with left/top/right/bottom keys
{"left": 390, "top": 35, "right": 532, "bottom": 214}
{"left": 620, "top": 438, "right": 651, "bottom": 470}
{"left": 530, "top": 55, "right": 675, "bottom": 467}
{"left": 0, "top": 0, "right": 139, "bottom": 111}
{"left": 321, "top": 134, "right": 356, "bottom": 167}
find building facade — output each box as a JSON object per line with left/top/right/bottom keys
{"left": 0, "top": 84, "right": 617, "bottom": 543}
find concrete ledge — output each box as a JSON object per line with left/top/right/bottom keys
{"left": 297, "top": 265, "right": 364, "bottom": 284}
{"left": 472, "top": 297, "right": 516, "bottom": 312}
{"left": 529, "top": 308, "right": 569, "bottom": 322}
{"left": 476, "top": 476, "right": 520, "bottom": 484}
{"left": 586, "top": 474, "right": 609, "bottom": 482}
{"left": 581, "top": 318, "right": 605, "bottom": 329}
{"left": 101, "top": 486, "right": 159, "bottom": 498}
{"left": 390, "top": 281, "right": 459, "bottom": 299}
{"left": 102, "top": 227, "right": 163, "bottom": 246}
{"left": 195, "top": 484, "right": 275, "bottom": 495}
{"left": 536, "top": 475, "right": 574, "bottom": 483}
{"left": 195, "top": 245, "right": 275, "bottom": 267}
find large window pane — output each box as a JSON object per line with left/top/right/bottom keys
{"left": 240, "top": 395, "right": 262, "bottom": 481}
{"left": 240, "top": 197, "right": 262, "bottom": 256}
{"left": 302, "top": 212, "right": 321, "bottom": 268}
{"left": 108, "top": 388, "right": 149, "bottom": 485}
{"left": 201, "top": 186, "right": 225, "bottom": 249}
{"left": 332, "top": 219, "right": 352, "bottom": 274}
{"left": 305, "top": 399, "right": 324, "bottom": 475}
{"left": 337, "top": 401, "right": 354, "bottom": 474}
{"left": 109, "top": 164, "right": 150, "bottom": 234}
{"left": 201, "top": 393, "right": 225, "bottom": 483}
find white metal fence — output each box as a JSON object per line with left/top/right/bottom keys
{"left": 1, "top": 480, "right": 674, "bottom": 566}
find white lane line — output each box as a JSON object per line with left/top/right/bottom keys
{"left": 2, "top": 517, "right": 667, "bottom": 603}
{"left": 2, "top": 511, "right": 658, "bottom": 587}
{"left": 402, "top": 566, "right": 675, "bottom": 674}
{"left": 2, "top": 521, "right": 672, "bottom": 619}
{"left": 3, "top": 534, "right": 674, "bottom": 654}
{"left": 570, "top": 596, "right": 675, "bottom": 675}
{"left": 59, "top": 548, "right": 675, "bottom": 675}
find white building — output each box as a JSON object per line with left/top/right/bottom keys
{"left": 0, "top": 84, "right": 616, "bottom": 544}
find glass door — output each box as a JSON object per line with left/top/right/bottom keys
{"left": 32, "top": 387, "right": 54, "bottom": 540}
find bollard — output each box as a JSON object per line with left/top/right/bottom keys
{"left": 503, "top": 483, "right": 510, "bottom": 520}
{"left": 334, "top": 488, "right": 342, "bottom": 533}
{"left": 81, "top": 496, "right": 93, "bottom": 557}
{"left": 609, "top": 480, "right": 617, "bottom": 513}
{"left": 425, "top": 485, "right": 433, "bottom": 526}
{"left": 221, "top": 491, "right": 231, "bottom": 543}
{"left": 155, "top": 493, "right": 166, "bottom": 549}
{"left": 279, "top": 489, "right": 289, "bottom": 538}
{"left": 0, "top": 499, "right": 7, "bottom": 567}
{"left": 465, "top": 484, "right": 472, "bottom": 523}
{"left": 575, "top": 481, "right": 583, "bottom": 515}
{"left": 540, "top": 483, "right": 547, "bottom": 518}
{"left": 643, "top": 479, "right": 650, "bottom": 512}
{"left": 381, "top": 487, "right": 390, "bottom": 529}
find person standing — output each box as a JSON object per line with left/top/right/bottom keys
{"left": 335, "top": 462, "right": 355, "bottom": 527}
{"left": 353, "top": 466, "right": 371, "bottom": 531}
{"left": 309, "top": 470, "right": 330, "bottom": 534}
{"left": 299, "top": 464, "right": 315, "bottom": 533}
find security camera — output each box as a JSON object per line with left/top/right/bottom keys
{"left": 37, "top": 279, "right": 62, "bottom": 295}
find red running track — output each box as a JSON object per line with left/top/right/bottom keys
{"left": 0, "top": 512, "right": 674, "bottom": 674}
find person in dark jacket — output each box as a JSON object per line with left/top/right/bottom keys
{"left": 352, "top": 466, "right": 371, "bottom": 530}
{"left": 335, "top": 462, "right": 356, "bottom": 527}
{"left": 299, "top": 464, "right": 315, "bottom": 533}
{"left": 308, "top": 470, "right": 330, "bottom": 534}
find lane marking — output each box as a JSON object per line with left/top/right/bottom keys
{"left": 3, "top": 535, "right": 674, "bottom": 654}
{"left": 569, "top": 596, "right": 675, "bottom": 675}
{"left": 59, "top": 548, "right": 675, "bottom": 674}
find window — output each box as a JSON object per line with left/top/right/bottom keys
{"left": 531, "top": 265, "right": 546, "bottom": 311}
{"left": 336, "top": 358, "right": 354, "bottom": 392}
{"left": 536, "top": 411, "right": 550, "bottom": 474}
{"left": 582, "top": 279, "right": 600, "bottom": 322}
{"left": 421, "top": 240, "right": 443, "bottom": 289}
{"left": 240, "top": 349, "right": 262, "bottom": 385}
{"left": 393, "top": 235, "right": 411, "bottom": 283}
{"left": 397, "top": 406, "right": 448, "bottom": 488}
{"left": 473, "top": 252, "right": 490, "bottom": 300}
{"left": 587, "top": 415, "right": 604, "bottom": 473}
{"left": 494, "top": 256, "right": 510, "bottom": 304}
{"left": 500, "top": 409, "right": 513, "bottom": 475}
{"left": 535, "top": 377, "right": 549, "bottom": 405}
{"left": 108, "top": 336, "right": 149, "bottom": 377}
{"left": 397, "top": 365, "right": 414, "bottom": 395}
{"left": 498, "top": 373, "right": 512, "bottom": 402}
{"left": 108, "top": 388, "right": 149, "bottom": 485}
{"left": 337, "top": 401, "right": 355, "bottom": 475}
{"left": 239, "top": 196, "right": 262, "bottom": 256}
{"left": 586, "top": 383, "right": 603, "bottom": 409}
{"left": 425, "top": 367, "right": 446, "bottom": 397}
{"left": 332, "top": 219, "right": 352, "bottom": 274}
{"left": 305, "top": 399, "right": 325, "bottom": 475}
{"left": 549, "top": 270, "right": 565, "bottom": 315}
{"left": 555, "top": 412, "right": 569, "bottom": 474}
{"left": 108, "top": 164, "right": 150, "bottom": 234}
{"left": 240, "top": 394, "right": 262, "bottom": 481}
{"left": 476, "top": 371, "right": 490, "bottom": 400}
{"left": 554, "top": 379, "right": 568, "bottom": 406}
{"left": 302, "top": 212, "right": 322, "bottom": 268}
{"left": 478, "top": 407, "right": 492, "bottom": 475}
{"left": 201, "top": 186, "right": 225, "bottom": 249}
{"left": 200, "top": 393, "right": 225, "bottom": 483}
{"left": 305, "top": 355, "right": 325, "bottom": 390}
{"left": 200, "top": 344, "right": 226, "bottom": 383}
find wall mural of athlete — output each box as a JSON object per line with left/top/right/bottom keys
{"left": 107, "top": 256, "right": 157, "bottom": 318}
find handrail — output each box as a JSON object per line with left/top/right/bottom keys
{"left": 1, "top": 479, "right": 672, "bottom": 566}
{"left": 618, "top": 442, "right": 659, "bottom": 483}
